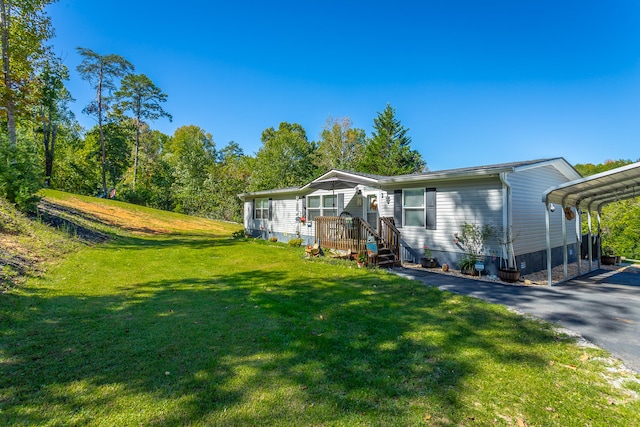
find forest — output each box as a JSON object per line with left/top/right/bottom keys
{"left": 0, "top": 1, "right": 638, "bottom": 258}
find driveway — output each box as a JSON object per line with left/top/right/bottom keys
{"left": 392, "top": 266, "right": 640, "bottom": 373}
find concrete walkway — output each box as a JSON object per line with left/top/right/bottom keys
{"left": 392, "top": 266, "right": 640, "bottom": 373}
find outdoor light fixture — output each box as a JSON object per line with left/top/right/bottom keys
{"left": 548, "top": 203, "right": 555, "bottom": 212}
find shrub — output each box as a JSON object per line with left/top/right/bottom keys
{"left": 288, "top": 238, "right": 303, "bottom": 247}
{"left": 0, "top": 135, "right": 42, "bottom": 212}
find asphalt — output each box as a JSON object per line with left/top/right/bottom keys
{"left": 392, "top": 265, "right": 640, "bottom": 373}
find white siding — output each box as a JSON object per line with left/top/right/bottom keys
{"left": 509, "top": 165, "right": 577, "bottom": 255}
{"left": 384, "top": 177, "right": 504, "bottom": 257}
{"left": 245, "top": 188, "right": 360, "bottom": 241}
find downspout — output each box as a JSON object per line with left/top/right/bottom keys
{"left": 499, "top": 172, "right": 513, "bottom": 269}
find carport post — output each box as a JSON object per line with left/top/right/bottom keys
{"left": 576, "top": 208, "right": 582, "bottom": 276}
{"left": 562, "top": 204, "right": 568, "bottom": 279}
{"left": 587, "top": 209, "right": 593, "bottom": 271}
{"left": 545, "top": 204, "right": 552, "bottom": 286}
{"left": 597, "top": 208, "right": 602, "bottom": 269}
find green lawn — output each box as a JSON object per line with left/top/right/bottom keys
{"left": 1, "top": 195, "right": 639, "bottom": 426}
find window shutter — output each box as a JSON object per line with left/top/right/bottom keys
{"left": 268, "top": 198, "right": 273, "bottom": 221}
{"left": 251, "top": 199, "right": 255, "bottom": 219}
{"left": 301, "top": 197, "right": 306, "bottom": 217}
{"left": 337, "top": 193, "right": 344, "bottom": 213}
{"left": 394, "top": 190, "right": 402, "bottom": 228}
{"left": 425, "top": 188, "right": 436, "bottom": 230}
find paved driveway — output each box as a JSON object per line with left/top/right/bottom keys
{"left": 393, "top": 266, "right": 640, "bottom": 373}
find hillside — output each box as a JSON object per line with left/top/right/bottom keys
{"left": 0, "top": 190, "right": 242, "bottom": 290}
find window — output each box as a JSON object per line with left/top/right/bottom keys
{"left": 323, "top": 194, "right": 337, "bottom": 217}
{"left": 403, "top": 188, "right": 425, "bottom": 227}
{"left": 307, "top": 194, "right": 338, "bottom": 220}
{"left": 255, "top": 198, "right": 269, "bottom": 219}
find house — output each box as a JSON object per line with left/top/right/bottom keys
{"left": 238, "top": 158, "right": 582, "bottom": 275}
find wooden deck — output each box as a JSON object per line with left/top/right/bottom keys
{"left": 314, "top": 216, "right": 401, "bottom": 267}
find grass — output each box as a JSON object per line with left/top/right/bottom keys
{"left": 1, "top": 191, "right": 639, "bottom": 426}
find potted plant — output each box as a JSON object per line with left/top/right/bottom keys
{"left": 420, "top": 245, "right": 437, "bottom": 268}
{"left": 356, "top": 250, "right": 367, "bottom": 268}
{"left": 459, "top": 254, "right": 479, "bottom": 276}
{"left": 497, "top": 226, "right": 521, "bottom": 282}
{"left": 456, "top": 222, "right": 493, "bottom": 276}
{"left": 601, "top": 245, "right": 616, "bottom": 265}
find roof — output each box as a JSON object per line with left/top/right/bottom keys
{"left": 239, "top": 158, "right": 579, "bottom": 199}
{"left": 379, "top": 158, "right": 578, "bottom": 185}
{"left": 543, "top": 161, "right": 640, "bottom": 210}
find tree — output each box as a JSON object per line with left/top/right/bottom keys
{"left": 358, "top": 103, "right": 426, "bottom": 175}
{"left": 0, "top": 0, "right": 55, "bottom": 146}
{"left": 114, "top": 73, "right": 171, "bottom": 189}
{"left": 249, "top": 122, "right": 316, "bottom": 191}
{"left": 36, "top": 58, "right": 74, "bottom": 187}
{"left": 76, "top": 47, "right": 133, "bottom": 195}
{"left": 84, "top": 121, "right": 133, "bottom": 193}
{"left": 314, "top": 116, "right": 365, "bottom": 172}
{"left": 204, "top": 141, "right": 251, "bottom": 222}
{"left": 166, "top": 125, "right": 216, "bottom": 215}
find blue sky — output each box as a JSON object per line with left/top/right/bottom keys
{"left": 47, "top": 1, "right": 640, "bottom": 171}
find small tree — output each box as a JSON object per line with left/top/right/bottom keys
{"left": 456, "top": 221, "right": 495, "bottom": 261}
{"left": 496, "top": 226, "right": 519, "bottom": 270}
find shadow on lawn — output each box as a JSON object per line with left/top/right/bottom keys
{"left": 1, "top": 265, "right": 560, "bottom": 425}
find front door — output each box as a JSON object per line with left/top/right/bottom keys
{"left": 364, "top": 193, "right": 379, "bottom": 231}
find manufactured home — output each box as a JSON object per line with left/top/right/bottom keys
{"left": 238, "top": 158, "right": 583, "bottom": 275}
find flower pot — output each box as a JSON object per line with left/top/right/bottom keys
{"left": 498, "top": 268, "right": 521, "bottom": 283}
{"left": 461, "top": 268, "right": 479, "bottom": 276}
{"left": 421, "top": 257, "right": 437, "bottom": 268}
{"left": 601, "top": 255, "right": 616, "bottom": 265}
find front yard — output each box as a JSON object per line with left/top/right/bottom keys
{"left": 1, "top": 194, "right": 639, "bottom": 425}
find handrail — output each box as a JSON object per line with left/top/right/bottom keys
{"left": 379, "top": 217, "right": 401, "bottom": 261}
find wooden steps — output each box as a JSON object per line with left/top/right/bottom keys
{"left": 376, "top": 247, "right": 400, "bottom": 268}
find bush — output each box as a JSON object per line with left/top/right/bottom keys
{"left": 0, "top": 135, "right": 42, "bottom": 212}
{"left": 232, "top": 229, "right": 245, "bottom": 239}
{"left": 288, "top": 238, "right": 303, "bottom": 247}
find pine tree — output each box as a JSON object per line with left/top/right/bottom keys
{"left": 358, "top": 103, "right": 426, "bottom": 175}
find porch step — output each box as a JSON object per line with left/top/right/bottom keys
{"left": 377, "top": 247, "right": 398, "bottom": 269}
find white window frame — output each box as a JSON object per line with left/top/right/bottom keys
{"left": 403, "top": 188, "right": 425, "bottom": 227}
{"left": 255, "top": 198, "right": 269, "bottom": 219}
{"left": 307, "top": 194, "right": 338, "bottom": 220}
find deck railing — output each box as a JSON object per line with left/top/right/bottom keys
{"left": 314, "top": 216, "right": 378, "bottom": 253}
{"left": 314, "top": 216, "right": 400, "bottom": 258}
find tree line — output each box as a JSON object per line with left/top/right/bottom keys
{"left": 0, "top": 1, "right": 425, "bottom": 222}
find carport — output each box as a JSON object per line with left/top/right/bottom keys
{"left": 542, "top": 162, "right": 640, "bottom": 285}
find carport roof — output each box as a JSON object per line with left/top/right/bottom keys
{"left": 543, "top": 161, "right": 640, "bottom": 211}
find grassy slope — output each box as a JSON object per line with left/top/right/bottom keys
{"left": 1, "top": 191, "right": 639, "bottom": 426}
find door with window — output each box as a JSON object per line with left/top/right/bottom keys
{"left": 363, "top": 192, "right": 379, "bottom": 231}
